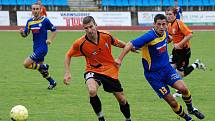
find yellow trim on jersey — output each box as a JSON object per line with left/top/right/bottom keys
{"left": 141, "top": 32, "right": 166, "bottom": 70}
{"left": 28, "top": 18, "right": 45, "bottom": 30}
{"left": 141, "top": 45, "right": 151, "bottom": 70}
{"left": 148, "top": 32, "right": 166, "bottom": 46}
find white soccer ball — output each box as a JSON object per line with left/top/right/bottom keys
{"left": 10, "top": 105, "right": 28, "bottom": 121}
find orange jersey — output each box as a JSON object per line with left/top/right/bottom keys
{"left": 40, "top": 6, "right": 47, "bottom": 17}
{"left": 66, "top": 31, "right": 120, "bottom": 79}
{"left": 167, "top": 19, "right": 192, "bottom": 48}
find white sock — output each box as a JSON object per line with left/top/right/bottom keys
{"left": 192, "top": 63, "right": 197, "bottom": 69}
{"left": 96, "top": 112, "right": 103, "bottom": 118}
{"left": 125, "top": 118, "right": 131, "bottom": 121}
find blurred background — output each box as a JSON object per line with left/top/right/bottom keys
{"left": 0, "top": 0, "right": 215, "bottom": 29}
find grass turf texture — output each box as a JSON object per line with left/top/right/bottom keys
{"left": 0, "top": 31, "right": 214, "bottom": 121}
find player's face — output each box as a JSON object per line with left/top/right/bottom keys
{"left": 153, "top": 19, "right": 167, "bottom": 35}
{"left": 31, "top": 4, "right": 41, "bottom": 18}
{"left": 83, "top": 21, "right": 97, "bottom": 38}
{"left": 166, "top": 11, "right": 176, "bottom": 23}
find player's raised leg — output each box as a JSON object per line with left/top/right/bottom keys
{"left": 23, "top": 57, "right": 56, "bottom": 89}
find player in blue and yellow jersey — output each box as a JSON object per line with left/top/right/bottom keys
{"left": 20, "top": 3, "right": 57, "bottom": 90}
{"left": 174, "top": 0, "right": 183, "bottom": 20}
{"left": 115, "top": 14, "right": 205, "bottom": 121}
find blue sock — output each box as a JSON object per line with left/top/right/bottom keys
{"left": 46, "top": 77, "right": 55, "bottom": 85}
{"left": 185, "top": 114, "right": 192, "bottom": 121}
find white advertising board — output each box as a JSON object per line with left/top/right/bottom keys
{"left": 138, "top": 11, "right": 215, "bottom": 26}
{"left": 138, "top": 12, "right": 164, "bottom": 26}
{"left": 0, "top": 11, "right": 10, "bottom": 26}
{"left": 17, "top": 11, "right": 131, "bottom": 26}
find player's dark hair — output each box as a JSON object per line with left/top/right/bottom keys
{"left": 165, "top": 7, "right": 178, "bottom": 16}
{"left": 154, "top": 14, "right": 167, "bottom": 23}
{"left": 83, "top": 16, "right": 96, "bottom": 25}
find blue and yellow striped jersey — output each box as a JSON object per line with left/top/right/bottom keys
{"left": 131, "top": 29, "right": 169, "bottom": 72}
{"left": 24, "top": 16, "right": 56, "bottom": 51}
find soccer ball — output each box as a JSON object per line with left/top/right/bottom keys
{"left": 10, "top": 105, "right": 28, "bottom": 121}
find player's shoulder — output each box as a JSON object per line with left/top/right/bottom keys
{"left": 146, "top": 29, "right": 156, "bottom": 37}
{"left": 27, "top": 17, "right": 34, "bottom": 22}
{"left": 41, "top": 16, "right": 48, "bottom": 21}
{"left": 98, "top": 30, "right": 112, "bottom": 36}
{"left": 74, "top": 35, "right": 87, "bottom": 45}
{"left": 176, "top": 19, "right": 184, "bottom": 25}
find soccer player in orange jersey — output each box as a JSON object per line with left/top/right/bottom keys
{"left": 38, "top": 0, "right": 47, "bottom": 17}
{"left": 64, "top": 16, "right": 135, "bottom": 121}
{"left": 165, "top": 7, "right": 206, "bottom": 98}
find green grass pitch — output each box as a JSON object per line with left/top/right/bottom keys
{"left": 0, "top": 31, "right": 214, "bottom": 121}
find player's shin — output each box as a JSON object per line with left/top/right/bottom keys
{"left": 182, "top": 90, "right": 193, "bottom": 111}
{"left": 172, "top": 103, "right": 192, "bottom": 121}
{"left": 38, "top": 69, "right": 56, "bottom": 85}
{"left": 183, "top": 66, "right": 194, "bottom": 76}
{"left": 120, "top": 101, "right": 131, "bottom": 120}
{"left": 90, "top": 95, "right": 104, "bottom": 118}
{"left": 28, "top": 63, "right": 47, "bottom": 70}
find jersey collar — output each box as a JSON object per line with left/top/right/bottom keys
{"left": 85, "top": 31, "right": 100, "bottom": 45}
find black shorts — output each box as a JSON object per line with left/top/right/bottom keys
{"left": 84, "top": 71, "right": 123, "bottom": 93}
{"left": 171, "top": 48, "right": 191, "bottom": 70}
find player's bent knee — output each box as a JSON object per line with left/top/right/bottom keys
{"left": 23, "top": 63, "right": 30, "bottom": 69}
{"left": 116, "top": 95, "right": 126, "bottom": 104}
{"left": 88, "top": 89, "right": 97, "bottom": 97}
{"left": 179, "top": 87, "right": 189, "bottom": 94}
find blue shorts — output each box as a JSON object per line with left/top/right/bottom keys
{"left": 30, "top": 49, "right": 47, "bottom": 63}
{"left": 144, "top": 64, "right": 181, "bottom": 98}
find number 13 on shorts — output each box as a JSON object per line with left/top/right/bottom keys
{"left": 159, "top": 87, "right": 168, "bottom": 95}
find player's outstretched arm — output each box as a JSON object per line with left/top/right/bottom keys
{"left": 46, "top": 31, "right": 57, "bottom": 45}
{"left": 114, "top": 40, "right": 126, "bottom": 48}
{"left": 115, "top": 40, "right": 138, "bottom": 53}
{"left": 115, "top": 42, "right": 134, "bottom": 67}
{"left": 64, "top": 55, "right": 72, "bottom": 85}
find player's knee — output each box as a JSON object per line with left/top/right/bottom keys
{"left": 23, "top": 62, "right": 30, "bottom": 69}
{"left": 88, "top": 89, "right": 97, "bottom": 97}
{"left": 178, "top": 86, "right": 188, "bottom": 95}
{"left": 117, "top": 96, "right": 127, "bottom": 105}
{"left": 118, "top": 98, "right": 127, "bottom": 105}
